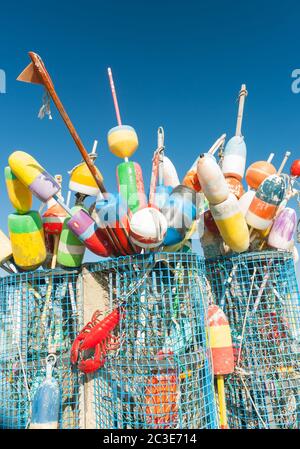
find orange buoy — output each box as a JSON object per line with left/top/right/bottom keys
{"left": 225, "top": 176, "right": 245, "bottom": 200}
{"left": 245, "top": 160, "right": 276, "bottom": 190}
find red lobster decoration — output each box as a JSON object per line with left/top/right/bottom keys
{"left": 71, "top": 308, "right": 122, "bottom": 373}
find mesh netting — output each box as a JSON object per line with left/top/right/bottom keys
{"left": 83, "top": 252, "right": 217, "bottom": 429}
{"left": 0, "top": 269, "right": 82, "bottom": 429}
{"left": 205, "top": 250, "right": 300, "bottom": 429}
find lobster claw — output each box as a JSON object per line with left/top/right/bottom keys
{"left": 70, "top": 336, "right": 83, "bottom": 365}
{"left": 78, "top": 357, "right": 106, "bottom": 374}
{"left": 78, "top": 344, "right": 106, "bottom": 374}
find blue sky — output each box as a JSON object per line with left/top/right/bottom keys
{"left": 0, "top": 0, "right": 299, "bottom": 277}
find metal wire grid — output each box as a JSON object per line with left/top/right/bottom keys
{"left": 0, "top": 269, "right": 82, "bottom": 429}
{"left": 84, "top": 252, "right": 217, "bottom": 429}
{"left": 205, "top": 250, "right": 300, "bottom": 429}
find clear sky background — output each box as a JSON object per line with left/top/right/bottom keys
{"left": 0, "top": 0, "right": 299, "bottom": 278}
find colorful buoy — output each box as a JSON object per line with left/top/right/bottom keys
{"left": 5, "top": 166, "right": 32, "bottom": 214}
{"left": 8, "top": 211, "right": 46, "bottom": 270}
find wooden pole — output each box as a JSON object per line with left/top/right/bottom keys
{"left": 80, "top": 267, "right": 111, "bottom": 428}
{"left": 17, "top": 52, "right": 134, "bottom": 254}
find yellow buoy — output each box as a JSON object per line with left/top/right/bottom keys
{"left": 107, "top": 125, "right": 138, "bottom": 159}
{"left": 8, "top": 211, "right": 46, "bottom": 270}
{"left": 210, "top": 194, "right": 250, "bottom": 253}
{"left": 69, "top": 163, "right": 103, "bottom": 196}
{"left": 5, "top": 166, "right": 32, "bottom": 214}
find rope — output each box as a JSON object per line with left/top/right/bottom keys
{"left": 238, "top": 376, "right": 268, "bottom": 429}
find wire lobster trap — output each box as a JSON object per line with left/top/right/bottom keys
{"left": 0, "top": 269, "right": 82, "bottom": 429}
{"left": 205, "top": 250, "right": 300, "bottom": 429}
{"left": 81, "top": 252, "right": 217, "bottom": 429}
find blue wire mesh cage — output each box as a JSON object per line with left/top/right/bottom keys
{"left": 81, "top": 252, "right": 217, "bottom": 429}
{"left": 205, "top": 250, "right": 300, "bottom": 429}
{"left": 0, "top": 269, "right": 82, "bottom": 429}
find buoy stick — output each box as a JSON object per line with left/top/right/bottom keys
{"left": 277, "top": 151, "right": 291, "bottom": 175}
{"left": 217, "top": 375, "right": 228, "bottom": 429}
{"left": 55, "top": 174, "right": 63, "bottom": 201}
{"left": 208, "top": 133, "right": 227, "bottom": 155}
{"left": 91, "top": 140, "right": 98, "bottom": 155}
{"left": 158, "top": 127, "right": 165, "bottom": 186}
{"left": 66, "top": 191, "right": 71, "bottom": 208}
{"left": 107, "top": 67, "right": 122, "bottom": 126}
{"left": 51, "top": 235, "right": 59, "bottom": 269}
{"left": 235, "top": 84, "right": 247, "bottom": 137}
{"left": 267, "top": 153, "right": 275, "bottom": 163}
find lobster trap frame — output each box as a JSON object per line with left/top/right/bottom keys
{"left": 0, "top": 269, "right": 82, "bottom": 429}
{"left": 80, "top": 252, "right": 217, "bottom": 429}
{"left": 0, "top": 252, "right": 217, "bottom": 429}
{"left": 205, "top": 250, "right": 300, "bottom": 429}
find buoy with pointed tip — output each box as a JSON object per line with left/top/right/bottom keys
{"left": 222, "top": 136, "right": 247, "bottom": 180}
{"left": 197, "top": 154, "right": 229, "bottom": 205}
{"left": 183, "top": 134, "right": 226, "bottom": 192}
{"left": 222, "top": 84, "right": 248, "bottom": 181}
